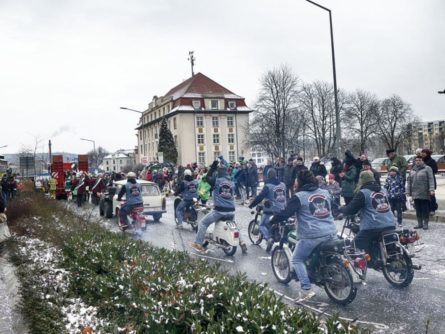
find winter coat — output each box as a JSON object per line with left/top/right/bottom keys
{"left": 283, "top": 164, "right": 295, "bottom": 186}
{"left": 198, "top": 174, "right": 211, "bottom": 201}
{"left": 263, "top": 164, "right": 273, "bottom": 182}
{"left": 247, "top": 166, "right": 259, "bottom": 187}
{"left": 330, "top": 160, "right": 343, "bottom": 183}
{"left": 423, "top": 156, "right": 437, "bottom": 189}
{"left": 406, "top": 164, "right": 434, "bottom": 200}
{"left": 341, "top": 164, "right": 357, "bottom": 198}
{"left": 235, "top": 168, "right": 248, "bottom": 187}
{"left": 327, "top": 181, "right": 341, "bottom": 198}
{"left": 310, "top": 162, "right": 327, "bottom": 178}
{"left": 384, "top": 174, "right": 404, "bottom": 199}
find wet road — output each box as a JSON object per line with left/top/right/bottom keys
{"left": 87, "top": 198, "right": 445, "bottom": 334}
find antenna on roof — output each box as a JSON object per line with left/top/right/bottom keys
{"left": 188, "top": 51, "right": 196, "bottom": 77}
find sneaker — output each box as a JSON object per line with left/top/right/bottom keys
{"left": 295, "top": 290, "right": 316, "bottom": 303}
{"left": 191, "top": 242, "right": 205, "bottom": 253}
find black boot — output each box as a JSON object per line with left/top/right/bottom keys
{"left": 414, "top": 218, "right": 423, "bottom": 229}
{"left": 423, "top": 219, "right": 429, "bottom": 230}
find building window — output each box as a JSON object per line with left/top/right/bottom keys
{"left": 174, "top": 135, "right": 177, "bottom": 146}
{"left": 212, "top": 116, "right": 219, "bottom": 128}
{"left": 196, "top": 115, "right": 204, "bottom": 127}
{"left": 228, "top": 101, "right": 236, "bottom": 110}
{"left": 229, "top": 151, "right": 236, "bottom": 162}
{"left": 173, "top": 117, "right": 177, "bottom": 130}
{"left": 227, "top": 116, "right": 234, "bottom": 127}
{"left": 106, "top": 167, "right": 109, "bottom": 171}
{"left": 197, "top": 134, "right": 205, "bottom": 144}
{"left": 193, "top": 100, "right": 201, "bottom": 110}
{"left": 113, "top": 160, "right": 115, "bottom": 164}
{"left": 213, "top": 134, "right": 220, "bottom": 144}
{"left": 214, "top": 151, "right": 220, "bottom": 160}
{"left": 211, "top": 100, "right": 219, "bottom": 110}
{"left": 198, "top": 152, "right": 206, "bottom": 164}
{"left": 228, "top": 133, "right": 235, "bottom": 144}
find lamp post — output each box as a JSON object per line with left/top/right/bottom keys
{"left": 438, "top": 90, "right": 445, "bottom": 94}
{"left": 80, "top": 138, "right": 96, "bottom": 170}
{"left": 0, "top": 145, "right": 7, "bottom": 149}
{"left": 306, "top": 0, "right": 341, "bottom": 157}
{"left": 120, "top": 106, "right": 143, "bottom": 114}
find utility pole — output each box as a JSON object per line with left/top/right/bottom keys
{"left": 188, "top": 51, "right": 196, "bottom": 76}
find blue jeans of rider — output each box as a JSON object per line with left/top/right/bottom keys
{"left": 175, "top": 199, "right": 191, "bottom": 226}
{"left": 292, "top": 234, "right": 335, "bottom": 290}
{"left": 195, "top": 210, "right": 234, "bottom": 245}
{"left": 120, "top": 203, "right": 143, "bottom": 226}
{"left": 260, "top": 213, "right": 272, "bottom": 240}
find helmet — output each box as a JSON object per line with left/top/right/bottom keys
{"left": 127, "top": 172, "right": 137, "bottom": 179}
{"left": 184, "top": 169, "right": 192, "bottom": 176}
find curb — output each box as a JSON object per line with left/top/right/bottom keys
{"left": 402, "top": 211, "right": 445, "bottom": 223}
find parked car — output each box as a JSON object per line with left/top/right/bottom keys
{"left": 99, "top": 179, "right": 166, "bottom": 221}
{"left": 432, "top": 155, "right": 445, "bottom": 173}
{"left": 371, "top": 157, "right": 390, "bottom": 173}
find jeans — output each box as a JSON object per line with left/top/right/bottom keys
{"left": 195, "top": 210, "right": 234, "bottom": 245}
{"left": 389, "top": 198, "right": 403, "bottom": 224}
{"left": 260, "top": 213, "right": 272, "bottom": 240}
{"left": 120, "top": 202, "right": 143, "bottom": 226}
{"left": 249, "top": 186, "right": 257, "bottom": 199}
{"left": 1, "top": 192, "right": 9, "bottom": 207}
{"left": 354, "top": 227, "right": 395, "bottom": 253}
{"left": 292, "top": 234, "right": 335, "bottom": 290}
{"left": 175, "top": 199, "right": 191, "bottom": 225}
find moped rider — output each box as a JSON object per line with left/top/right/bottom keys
{"left": 269, "top": 170, "right": 337, "bottom": 301}
{"left": 249, "top": 168, "right": 286, "bottom": 251}
{"left": 174, "top": 169, "right": 198, "bottom": 228}
{"left": 191, "top": 160, "right": 247, "bottom": 253}
{"left": 117, "top": 172, "right": 143, "bottom": 227}
{"left": 339, "top": 171, "right": 395, "bottom": 260}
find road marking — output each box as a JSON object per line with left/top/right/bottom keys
{"left": 191, "top": 252, "right": 235, "bottom": 263}
{"left": 259, "top": 256, "right": 271, "bottom": 260}
{"left": 271, "top": 288, "right": 389, "bottom": 330}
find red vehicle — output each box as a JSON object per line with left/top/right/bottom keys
{"left": 51, "top": 154, "right": 89, "bottom": 200}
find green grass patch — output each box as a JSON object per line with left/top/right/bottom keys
{"left": 7, "top": 192, "right": 363, "bottom": 333}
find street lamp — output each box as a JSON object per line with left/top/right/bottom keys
{"left": 80, "top": 138, "right": 96, "bottom": 170}
{"left": 0, "top": 145, "right": 7, "bottom": 149}
{"left": 306, "top": 0, "right": 341, "bottom": 157}
{"left": 120, "top": 106, "right": 144, "bottom": 114}
{"left": 438, "top": 90, "right": 445, "bottom": 94}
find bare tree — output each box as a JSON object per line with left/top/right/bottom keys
{"left": 300, "top": 81, "right": 341, "bottom": 158}
{"left": 87, "top": 146, "right": 109, "bottom": 170}
{"left": 250, "top": 65, "right": 301, "bottom": 158}
{"left": 376, "top": 95, "right": 415, "bottom": 151}
{"left": 344, "top": 90, "right": 379, "bottom": 154}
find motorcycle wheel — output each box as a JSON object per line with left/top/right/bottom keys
{"left": 382, "top": 249, "right": 414, "bottom": 288}
{"left": 271, "top": 246, "right": 292, "bottom": 284}
{"left": 323, "top": 258, "right": 357, "bottom": 305}
{"left": 248, "top": 219, "right": 263, "bottom": 245}
{"left": 221, "top": 240, "right": 237, "bottom": 256}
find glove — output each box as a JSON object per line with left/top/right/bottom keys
{"left": 211, "top": 160, "right": 219, "bottom": 169}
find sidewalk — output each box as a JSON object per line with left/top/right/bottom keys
{"left": 403, "top": 210, "right": 445, "bottom": 223}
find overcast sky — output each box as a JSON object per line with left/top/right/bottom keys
{"left": 1, "top": 0, "right": 444, "bottom": 155}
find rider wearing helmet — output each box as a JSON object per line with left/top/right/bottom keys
{"left": 249, "top": 168, "right": 287, "bottom": 250}
{"left": 117, "top": 172, "right": 143, "bottom": 227}
{"left": 269, "top": 170, "right": 337, "bottom": 301}
{"left": 174, "top": 169, "right": 198, "bottom": 228}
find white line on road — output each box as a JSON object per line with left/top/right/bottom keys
{"left": 271, "top": 288, "right": 389, "bottom": 330}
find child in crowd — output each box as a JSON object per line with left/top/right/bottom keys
{"left": 384, "top": 166, "right": 404, "bottom": 226}
{"left": 326, "top": 174, "right": 342, "bottom": 219}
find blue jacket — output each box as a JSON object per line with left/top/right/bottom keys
{"left": 117, "top": 179, "right": 143, "bottom": 206}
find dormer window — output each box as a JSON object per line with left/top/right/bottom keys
{"left": 192, "top": 100, "right": 201, "bottom": 110}
{"left": 211, "top": 100, "right": 219, "bottom": 110}
{"left": 228, "top": 101, "right": 236, "bottom": 110}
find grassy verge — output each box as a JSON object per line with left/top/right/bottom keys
{"left": 7, "top": 192, "right": 361, "bottom": 333}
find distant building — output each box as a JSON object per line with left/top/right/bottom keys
{"left": 136, "top": 73, "right": 253, "bottom": 166}
{"left": 405, "top": 120, "right": 445, "bottom": 154}
{"left": 101, "top": 150, "right": 136, "bottom": 172}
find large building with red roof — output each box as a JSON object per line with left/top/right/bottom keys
{"left": 136, "top": 73, "right": 253, "bottom": 165}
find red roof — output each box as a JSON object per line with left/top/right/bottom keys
{"left": 164, "top": 72, "right": 238, "bottom": 100}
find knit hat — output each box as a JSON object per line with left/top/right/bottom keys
{"left": 389, "top": 166, "right": 399, "bottom": 172}
{"left": 359, "top": 171, "right": 374, "bottom": 184}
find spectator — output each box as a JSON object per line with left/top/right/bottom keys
{"left": 421, "top": 148, "right": 438, "bottom": 215}
{"left": 292, "top": 157, "right": 307, "bottom": 196}
{"left": 340, "top": 151, "right": 358, "bottom": 205}
{"left": 284, "top": 157, "right": 296, "bottom": 199}
{"left": 406, "top": 155, "right": 434, "bottom": 230}
{"left": 384, "top": 166, "right": 404, "bottom": 226}
{"left": 235, "top": 163, "right": 248, "bottom": 205}
{"left": 263, "top": 159, "right": 273, "bottom": 183}
{"left": 327, "top": 174, "right": 342, "bottom": 219}
{"left": 247, "top": 160, "right": 259, "bottom": 199}
{"left": 330, "top": 157, "right": 343, "bottom": 184}
{"left": 310, "top": 157, "right": 327, "bottom": 178}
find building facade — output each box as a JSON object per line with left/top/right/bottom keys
{"left": 404, "top": 120, "right": 445, "bottom": 154}
{"left": 136, "top": 73, "right": 252, "bottom": 166}
{"left": 102, "top": 150, "right": 136, "bottom": 173}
